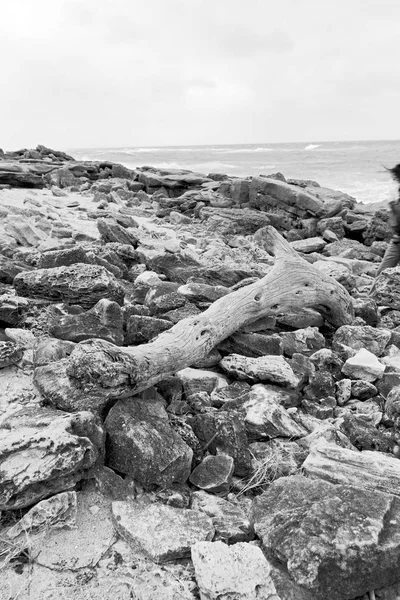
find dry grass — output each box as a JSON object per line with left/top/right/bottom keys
{"left": 234, "top": 441, "right": 296, "bottom": 497}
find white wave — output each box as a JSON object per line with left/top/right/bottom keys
{"left": 304, "top": 144, "right": 321, "bottom": 150}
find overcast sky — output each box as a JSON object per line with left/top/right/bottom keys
{"left": 1, "top": 0, "right": 400, "bottom": 150}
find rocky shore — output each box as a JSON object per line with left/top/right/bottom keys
{"left": 1, "top": 145, "right": 400, "bottom": 599}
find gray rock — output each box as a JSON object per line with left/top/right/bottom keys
{"left": 218, "top": 333, "right": 283, "bottom": 358}
{"left": 191, "top": 490, "right": 253, "bottom": 543}
{"left": 252, "top": 474, "right": 400, "bottom": 599}
{"left": 50, "top": 298, "right": 124, "bottom": 345}
{"left": 14, "top": 263, "right": 124, "bottom": 308}
{"left": 199, "top": 206, "right": 272, "bottom": 235}
{"left": 249, "top": 177, "right": 324, "bottom": 218}
{"left": 112, "top": 501, "right": 214, "bottom": 561}
{"left": 125, "top": 314, "right": 172, "bottom": 344}
{"left": 0, "top": 294, "right": 30, "bottom": 324}
{"left": 341, "top": 348, "right": 385, "bottom": 382}
{"left": 290, "top": 237, "right": 326, "bottom": 253}
{"left": 105, "top": 392, "right": 193, "bottom": 487}
{"left": 190, "top": 410, "right": 252, "bottom": 477}
{"left": 236, "top": 384, "right": 307, "bottom": 440}
{"left": 303, "top": 441, "right": 400, "bottom": 496}
{"left": 32, "top": 490, "right": 115, "bottom": 570}
{"left": 0, "top": 341, "right": 23, "bottom": 368}
{"left": 0, "top": 406, "right": 103, "bottom": 510}
{"left": 280, "top": 327, "right": 325, "bottom": 357}
{"left": 189, "top": 454, "right": 234, "bottom": 493}
{"left": 333, "top": 324, "right": 391, "bottom": 358}
{"left": 191, "top": 540, "right": 280, "bottom": 600}
{"left": 176, "top": 367, "right": 229, "bottom": 397}
{"left": 219, "top": 354, "right": 300, "bottom": 388}
{"left": 97, "top": 217, "right": 138, "bottom": 246}
{"left": 249, "top": 439, "right": 306, "bottom": 483}
{"left": 370, "top": 266, "right": 400, "bottom": 309}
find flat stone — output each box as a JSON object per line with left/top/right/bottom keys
{"left": 0, "top": 406, "right": 103, "bottom": 510}
{"left": 290, "top": 237, "right": 327, "bottom": 253}
{"left": 303, "top": 441, "right": 400, "bottom": 496}
{"left": 97, "top": 217, "right": 138, "bottom": 246}
{"left": 32, "top": 490, "right": 115, "bottom": 570}
{"left": 112, "top": 501, "right": 214, "bottom": 561}
{"left": 14, "top": 263, "right": 124, "bottom": 308}
{"left": 191, "top": 540, "right": 280, "bottom": 600}
{"left": 219, "top": 354, "right": 300, "bottom": 389}
{"left": 252, "top": 474, "right": 400, "bottom": 599}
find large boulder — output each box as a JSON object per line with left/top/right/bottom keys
{"left": 249, "top": 177, "right": 324, "bottom": 219}
{"left": 252, "top": 474, "right": 400, "bottom": 599}
{"left": 14, "top": 263, "right": 124, "bottom": 308}
{"left": 49, "top": 298, "right": 124, "bottom": 345}
{"left": 370, "top": 267, "right": 400, "bottom": 309}
{"left": 105, "top": 391, "right": 193, "bottom": 487}
{"left": 0, "top": 406, "right": 103, "bottom": 510}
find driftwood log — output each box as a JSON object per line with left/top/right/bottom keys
{"left": 34, "top": 227, "right": 354, "bottom": 408}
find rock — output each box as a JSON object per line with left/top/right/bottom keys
{"left": 32, "top": 490, "right": 115, "bottom": 570}
{"left": 199, "top": 206, "right": 272, "bottom": 235}
{"left": 341, "top": 348, "right": 385, "bottom": 382}
{"left": 303, "top": 370, "right": 335, "bottom": 401}
{"left": 219, "top": 354, "right": 300, "bottom": 389}
{"left": 0, "top": 294, "right": 30, "bottom": 324}
{"left": 112, "top": 501, "right": 214, "bottom": 562}
{"left": 5, "top": 215, "right": 48, "bottom": 247}
{"left": 191, "top": 491, "right": 253, "bottom": 543}
{"left": 97, "top": 217, "right": 138, "bottom": 246}
{"left": 49, "top": 298, "right": 124, "bottom": 345}
{"left": 0, "top": 341, "right": 23, "bottom": 368}
{"left": 190, "top": 411, "right": 252, "bottom": 477}
{"left": 308, "top": 348, "right": 343, "bottom": 378}
{"left": 351, "top": 379, "right": 378, "bottom": 400}
{"left": 6, "top": 491, "right": 77, "bottom": 543}
{"left": 290, "top": 237, "right": 326, "bottom": 253}
{"left": 0, "top": 406, "right": 103, "bottom": 510}
{"left": 280, "top": 327, "right": 325, "bottom": 357}
{"left": 14, "top": 263, "right": 124, "bottom": 308}
{"left": 333, "top": 324, "right": 391, "bottom": 358}
{"left": 370, "top": 267, "right": 400, "bottom": 309}
{"left": 353, "top": 297, "right": 379, "bottom": 326}
{"left": 176, "top": 367, "right": 229, "bottom": 397}
{"left": 218, "top": 333, "right": 283, "bottom": 358}
{"left": 125, "top": 314, "right": 172, "bottom": 344}
{"left": 177, "top": 282, "right": 229, "bottom": 304}
{"left": 189, "top": 454, "right": 234, "bottom": 493}
{"left": 249, "top": 177, "right": 324, "bottom": 218}
{"left": 191, "top": 541, "right": 280, "bottom": 600}
{"left": 340, "top": 413, "right": 393, "bottom": 452}
{"left": 336, "top": 378, "right": 352, "bottom": 406}
{"left": 105, "top": 392, "right": 193, "bottom": 487}
{"left": 37, "top": 246, "right": 91, "bottom": 269}
{"left": 145, "top": 281, "right": 187, "bottom": 314}
{"left": 0, "top": 255, "right": 32, "bottom": 284}
{"left": 32, "top": 336, "right": 75, "bottom": 366}
{"left": 252, "top": 474, "right": 400, "bottom": 600}
{"left": 233, "top": 384, "right": 307, "bottom": 440}
{"left": 303, "top": 441, "right": 400, "bottom": 496}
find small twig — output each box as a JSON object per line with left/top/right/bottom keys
{"left": 200, "top": 431, "right": 219, "bottom": 453}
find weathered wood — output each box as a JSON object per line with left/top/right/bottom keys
{"left": 35, "top": 226, "right": 354, "bottom": 405}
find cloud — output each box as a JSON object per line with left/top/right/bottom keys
{"left": 1, "top": 0, "right": 400, "bottom": 148}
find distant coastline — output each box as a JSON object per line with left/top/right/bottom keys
{"left": 70, "top": 139, "right": 400, "bottom": 204}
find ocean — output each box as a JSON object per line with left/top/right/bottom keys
{"left": 70, "top": 140, "right": 400, "bottom": 205}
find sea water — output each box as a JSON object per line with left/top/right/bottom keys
{"left": 71, "top": 140, "right": 400, "bottom": 204}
